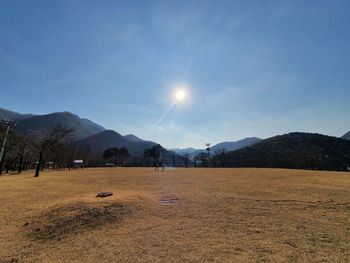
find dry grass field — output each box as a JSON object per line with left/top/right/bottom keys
{"left": 0, "top": 168, "right": 349, "bottom": 263}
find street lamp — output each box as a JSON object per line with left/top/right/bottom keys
{"left": 205, "top": 143, "right": 211, "bottom": 167}
{"left": 0, "top": 119, "right": 16, "bottom": 165}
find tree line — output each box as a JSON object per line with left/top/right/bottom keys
{"left": 0, "top": 124, "right": 192, "bottom": 177}
{"left": 102, "top": 144, "right": 191, "bottom": 167}
{"left": 5, "top": 125, "right": 345, "bottom": 173}
{"left": 0, "top": 124, "right": 90, "bottom": 177}
{"left": 204, "top": 133, "right": 350, "bottom": 171}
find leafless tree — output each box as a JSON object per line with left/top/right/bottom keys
{"left": 34, "top": 126, "right": 74, "bottom": 177}
{"left": 15, "top": 136, "right": 33, "bottom": 174}
{"left": 182, "top": 152, "right": 190, "bottom": 168}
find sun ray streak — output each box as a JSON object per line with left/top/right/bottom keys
{"left": 148, "top": 101, "right": 176, "bottom": 136}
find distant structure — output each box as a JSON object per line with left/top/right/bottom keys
{"left": 73, "top": 159, "right": 84, "bottom": 169}
{"left": 205, "top": 143, "right": 211, "bottom": 167}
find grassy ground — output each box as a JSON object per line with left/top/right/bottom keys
{"left": 0, "top": 168, "right": 349, "bottom": 262}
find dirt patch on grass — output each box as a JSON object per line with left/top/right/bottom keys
{"left": 24, "top": 202, "right": 131, "bottom": 241}
{"left": 159, "top": 196, "right": 179, "bottom": 206}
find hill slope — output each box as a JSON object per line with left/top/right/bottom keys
{"left": 212, "top": 132, "right": 350, "bottom": 171}
{"left": 211, "top": 137, "right": 262, "bottom": 152}
{"left": 0, "top": 107, "right": 35, "bottom": 121}
{"left": 342, "top": 131, "right": 350, "bottom": 140}
{"left": 15, "top": 112, "right": 105, "bottom": 140}
{"left": 123, "top": 134, "right": 144, "bottom": 142}
{"left": 172, "top": 137, "right": 261, "bottom": 160}
{"left": 77, "top": 130, "right": 156, "bottom": 156}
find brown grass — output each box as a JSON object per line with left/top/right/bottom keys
{"left": 0, "top": 168, "right": 349, "bottom": 262}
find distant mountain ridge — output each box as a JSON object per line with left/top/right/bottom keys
{"left": 76, "top": 130, "right": 156, "bottom": 155}
{"left": 123, "top": 134, "right": 145, "bottom": 142}
{"left": 1, "top": 108, "right": 263, "bottom": 158}
{"left": 211, "top": 137, "right": 262, "bottom": 152}
{"left": 171, "top": 147, "right": 198, "bottom": 155}
{"left": 0, "top": 107, "right": 166, "bottom": 157}
{"left": 342, "top": 131, "right": 350, "bottom": 140}
{"left": 212, "top": 132, "right": 350, "bottom": 171}
{"left": 0, "top": 107, "right": 35, "bottom": 121}
{"left": 15, "top": 111, "right": 105, "bottom": 140}
{"left": 172, "top": 137, "right": 262, "bottom": 159}
{"left": 1, "top": 108, "right": 105, "bottom": 140}
{"left": 3, "top": 107, "right": 349, "bottom": 169}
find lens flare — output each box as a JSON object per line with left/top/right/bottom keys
{"left": 149, "top": 85, "right": 189, "bottom": 136}
{"left": 175, "top": 89, "right": 186, "bottom": 102}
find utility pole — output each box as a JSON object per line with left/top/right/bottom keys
{"left": 0, "top": 120, "right": 15, "bottom": 165}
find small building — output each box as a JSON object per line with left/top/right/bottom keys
{"left": 73, "top": 160, "right": 84, "bottom": 168}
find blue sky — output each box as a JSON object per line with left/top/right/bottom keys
{"left": 1, "top": 0, "right": 349, "bottom": 148}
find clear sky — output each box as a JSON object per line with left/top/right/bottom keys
{"left": 1, "top": 0, "right": 349, "bottom": 148}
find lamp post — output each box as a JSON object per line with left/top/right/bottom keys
{"left": 205, "top": 143, "right": 211, "bottom": 167}
{"left": 0, "top": 120, "right": 15, "bottom": 165}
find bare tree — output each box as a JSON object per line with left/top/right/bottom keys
{"left": 211, "top": 149, "right": 227, "bottom": 167}
{"left": 34, "top": 126, "right": 74, "bottom": 177}
{"left": 182, "top": 152, "right": 190, "bottom": 168}
{"left": 0, "top": 129, "right": 20, "bottom": 175}
{"left": 194, "top": 152, "right": 209, "bottom": 167}
{"left": 16, "top": 136, "right": 33, "bottom": 174}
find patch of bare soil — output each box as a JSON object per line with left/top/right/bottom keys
{"left": 24, "top": 202, "right": 130, "bottom": 241}
{"left": 159, "top": 196, "right": 179, "bottom": 206}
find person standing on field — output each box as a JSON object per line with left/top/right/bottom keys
{"left": 155, "top": 163, "right": 159, "bottom": 172}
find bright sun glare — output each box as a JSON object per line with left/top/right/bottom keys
{"left": 175, "top": 89, "right": 186, "bottom": 102}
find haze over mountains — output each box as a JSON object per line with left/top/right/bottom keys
{"left": 172, "top": 137, "right": 262, "bottom": 160}
{"left": 1, "top": 107, "right": 350, "bottom": 168}
{"left": 0, "top": 107, "right": 266, "bottom": 155}
{"left": 76, "top": 130, "right": 156, "bottom": 155}
{"left": 0, "top": 107, "right": 158, "bottom": 156}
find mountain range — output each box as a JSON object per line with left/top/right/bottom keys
{"left": 0, "top": 107, "right": 266, "bottom": 157}
{"left": 16, "top": 112, "right": 106, "bottom": 140}
{"left": 171, "top": 137, "right": 262, "bottom": 160}
{"left": 0, "top": 107, "right": 157, "bottom": 156}
{"left": 0, "top": 107, "right": 35, "bottom": 121}
{"left": 342, "top": 131, "right": 350, "bottom": 140}
{"left": 211, "top": 132, "right": 350, "bottom": 171}
{"left": 76, "top": 130, "right": 156, "bottom": 155}
{"left": 0, "top": 107, "right": 105, "bottom": 140}
{"left": 1, "top": 107, "right": 350, "bottom": 165}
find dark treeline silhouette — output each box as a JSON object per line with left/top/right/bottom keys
{"left": 209, "top": 133, "right": 350, "bottom": 171}
{"left": 102, "top": 147, "right": 130, "bottom": 166}
{"left": 86, "top": 144, "right": 191, "bottom": 167}
{"left": 2, "top": 125, "right": 350, "bottom": 174}
{"left": 0, "top": 124, "right": 79, "bottom": 176}
{"left": 101, "top": 144, "right": 191, "bottom": 167}
{"left": 142, "top": 144, "right": 189, "bottom": 167}
{"left": 0, "top": 124, "right": 192, "bottom": 176}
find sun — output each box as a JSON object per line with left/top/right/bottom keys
{"left": 175, "top": 89, "right": 186, "bottom": 102}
